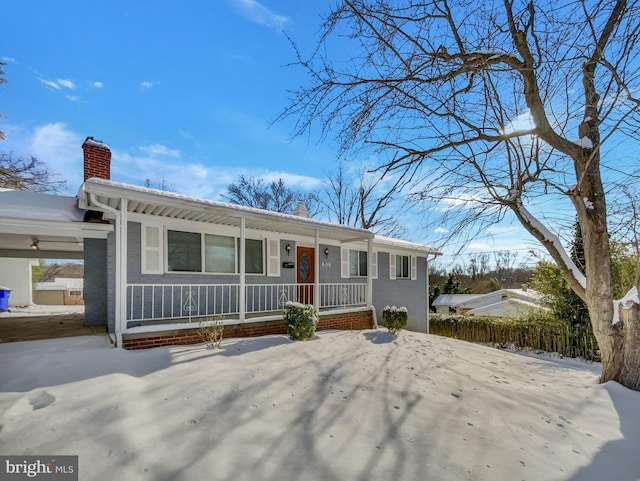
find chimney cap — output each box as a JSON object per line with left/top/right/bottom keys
{"left": 83, "top": 136, "right": 110, "bottom": 150}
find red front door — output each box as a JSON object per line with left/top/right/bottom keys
{"left": 296, "top": 247, "right": 314, "bottom": 304}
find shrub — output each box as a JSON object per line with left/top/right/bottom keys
{"left": 284, "top": 302, "right": 318, "bottom": 340}
{"left": 197, "top": 315, "right": 225, "bottom": 349}
{"left": 383, "top": 305, "right": 408, "bottom": 336}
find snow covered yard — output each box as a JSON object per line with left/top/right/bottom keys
{"left": 0, "top": 330, "right": 638, "bottom": 481}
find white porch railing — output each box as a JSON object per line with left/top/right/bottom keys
{"left": 126, "top": 282, "right": 367, "bottom": 323}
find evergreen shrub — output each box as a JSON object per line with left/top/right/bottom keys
{"left": 284, "top": 302, "right": 318, "bottom": 340}
{"left": 383, "top": 305, "right": 408, "bottom": 336}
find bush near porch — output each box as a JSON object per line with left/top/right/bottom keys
{"left": 429, "top": 313, "right": 600, "bottom": 361}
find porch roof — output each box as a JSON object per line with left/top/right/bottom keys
{"left": 80, "top": 178, "right": 372, "bottom": 242}
{"left": 81, "top": 178, "right": 437, "bottom": 249}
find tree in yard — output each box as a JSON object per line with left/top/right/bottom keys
{"left": 223, "top": 175, "right": 321, "bottom": 216}
{"left": 0, "top": 153, "right": 66, "bottom": 192}
{"left": 442, "top": 274, "right": 463, "bottom": 294}
{"left": 283, "top": 1, "right": 640, "bottom": 389}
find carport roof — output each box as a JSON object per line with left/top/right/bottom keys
{"left": 0, "top": 190, "right": 113, "bottom": 258}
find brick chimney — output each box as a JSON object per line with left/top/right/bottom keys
{"left": 82, "top": 136, "right": 111, "bottom": 181}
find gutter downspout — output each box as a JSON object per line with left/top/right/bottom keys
{"left": 89, "top": 193, "right": 124, "bottom": 347}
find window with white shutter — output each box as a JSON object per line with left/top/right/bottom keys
{"left": 141, "top": 224, "right": 163, "bottom": 274}
{"left": 267, "top": 239, "right": 281, "bottom": 277}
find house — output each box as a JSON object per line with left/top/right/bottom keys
{"left": 0, "top": 137, "right": 441, "bottom": 348}
{"left": 0, "top": 258, "right": 38, "bottom": 307}
{"left": 33, "top": 278, "right": 84, "bottom": 306}
{"left": 433, "top": 289, "right": 546, "bottom": 317}
{"left": 432, "top": 294, "right": 482, "bottom": 315}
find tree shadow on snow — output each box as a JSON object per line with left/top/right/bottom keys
{"left": 362, "top": 330, "right": 396, "bottom": 344}
{"left": 564, "top": 381, "right": 640, "bottom": 481}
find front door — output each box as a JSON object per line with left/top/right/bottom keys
{"left": 296, "top": 247, "right": 315, "bottom": 305}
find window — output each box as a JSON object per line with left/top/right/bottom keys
{"left": 167, "top": 230, "right": 201, "bottom": 272}
{"left": 205, "top": 234, "right": 235, "bottom": 273}
{"left": 244, "top": 239, "right": 264, "bottom": 274}
{"left": 349, "top": 250, "right": 368, "bottom": 277}
{"left": 167, "top": 229, "right": 263, "bottom": 274}
{"left": 395, "top": 255, "right": 410, "bottom": 279}
{"left": 389, "top": 253, "right": 416, "bottom": 280}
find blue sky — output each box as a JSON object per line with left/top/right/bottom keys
{"left": 1, "top": 0, "right": 548, "bottom": 267}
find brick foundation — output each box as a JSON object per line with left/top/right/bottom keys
{"left": 122, "top": 309, "right": 373, "bottom": 350}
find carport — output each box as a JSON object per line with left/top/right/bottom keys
{"left": 0, "top": 189, "right": 112, "bottom": 341}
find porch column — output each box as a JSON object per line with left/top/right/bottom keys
{"left": 119, "top": 198, "right": 128, "bottom": 338}
{"left": 366, "top": 236, "right": 373, "bottom": 306}
{"left": 314, "top": 230, "right": 320, "bottom": 312}
{"left": 239, "top": 217, "right": 246, "bottom": 321}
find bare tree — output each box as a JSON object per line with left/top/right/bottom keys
{"left": 283, "top": 1, "right": 640, "bottom": 389}
{"left": 324, "top": 162, "right": 407, "bottom": 237}
{"left": 144, "top": 175, "right": 175, "bottom": 192}
{"left": 0, "top": 153, "right": 66, "bottom": 192}
{"left": 223, "top": 175, "right": 321, "bottom": 216}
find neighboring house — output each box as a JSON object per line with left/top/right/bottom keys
{"left": 33, "top": 278, "right": 84, "bottom": 306}
{"left": 433, "top": 289, "right": 546, "bottom": 317}
{"left": 0, "top": 137, "right": 442, "bottom": 349}
{"left": 432, "top": 294, "right": 482, "bottom": 315}
{"left": 0, "top": 258, "right": 38, "bottom": 307}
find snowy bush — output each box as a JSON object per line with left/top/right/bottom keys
{"left": 383, "top": 305, "right": 408, "bottom": 336}
{"left": 284, "top": 301, "right": 318, "bottom": 341}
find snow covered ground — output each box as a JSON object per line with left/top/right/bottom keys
{"left": 1, "top": 329, "right": 638, "bottom": 481}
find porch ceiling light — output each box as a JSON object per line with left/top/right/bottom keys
{"left": 30, "top": 239, "right": 40, "bottom": 251}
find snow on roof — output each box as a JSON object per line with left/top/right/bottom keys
{"left": 373, "top": 234, "right": 441, "bottom": 255}
{"left": 0, "top": 190, "right": 84, "bottom": 223}
{"left": 82, "top": 178, "right": 442, "bottom": 253}
{"left": 465, "top": 298, "right": 548, "bottom": 316}
{"left": 82, "top": 177, "right": 371, "bottom": 234}
{"left": 432, "top": 294, "right": 482, "bottom": 306}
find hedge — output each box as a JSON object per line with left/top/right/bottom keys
{"left": 429, "top": 313, "right": 600, "bottom": 361}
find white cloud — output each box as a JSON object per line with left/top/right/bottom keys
{"left": 434, "top": 227, "right": 449, "bottom": 234}
{"left": 1, "top": 56, "right": 17, "bottom": 63}
{"left": 92, "top": 81, "right": 104, "bottom": 89}
{"left": 260, "top": 171, "right": 322, "bottom": 191}
{"left": 57, "top": 78, "right": 76, "bottom": 90}
{"left": 439, "top": 193, "right": 483, "bottom": 211}
{"left": 229, "top": 0, "right": 290, "bottom": 31}
{"left": 38, "top": 78, "right": 61, "bottom": 90}
{"left": 140, "top": 144, "right": 181, "bottom": 158}
{"left": 466, "top": 242, "right": 492, "bottom": 251}
{"left": 140, "top": 81, "right": 154, "bottom": 90}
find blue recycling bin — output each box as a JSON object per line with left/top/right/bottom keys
{"left": 0, "top": 287, "right": 11, "bottom": 311}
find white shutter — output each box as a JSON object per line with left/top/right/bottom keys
{"left": 267, "top": 239, "right": 280, "bottom": 277}
{"left": 389, "top": 253, "right": 396, "bottom": 280}
{"left": 141, "top": 224, "right": 163, "bottom": 274}
{"left": 410, "top": 255, "right": 417, "bottom": 280}
{"left": 371, "top": 251, "right": 378, "bottom": 279}
{"left": 341, "top": 247, "right": 350, "bottom": 278}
